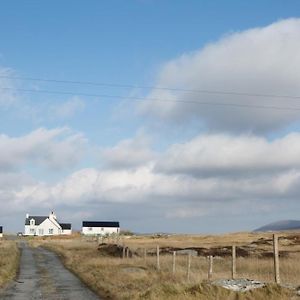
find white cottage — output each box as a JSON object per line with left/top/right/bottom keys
{"left": 24, "top": 212, "right": 72, "bottom": 236}
{"left": 0, "top": 226, "right": 3, "bottom": 238}
{"left": 82, "top": 221, "right": 120, "bottom": 236}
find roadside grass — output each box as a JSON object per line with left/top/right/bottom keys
{"left": 29, "top": 232, "right": 300, "bottom": 300}
{"left": 0, "top": 239, "right": 20, "bottom": 287}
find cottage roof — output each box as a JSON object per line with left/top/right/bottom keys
{"left": 60, "top": 223, "right": 72, "bottom": 230}
{"left": 82, "top": 221, "right": 120, "bottom": 228}
{"left": 25, "top": 216, "right": 48, "bottom": 225}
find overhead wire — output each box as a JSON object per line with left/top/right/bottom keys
{"left": 0, "top": 86, "right": 300, "bottom": 112}
{"left": 1, "top": 75, "right": 300, "bottom": 100}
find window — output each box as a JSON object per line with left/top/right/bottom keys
{"left": 30, "top": 228, "right": 35, "bottom": 234}
{"left": 49, "top": 228, "right": 54, "bottom": 234}
{"left": 88, "top": 227, "right": 93, "bottom": 231}
{"left": 101, "top": 227, "right": 104, "bottom": 231}
{"left": 30, "top": 219, "right": 35, "bottom": 226}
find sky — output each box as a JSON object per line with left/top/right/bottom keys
{"left": 1, "top": 0, "right": 300, "bottom": 233}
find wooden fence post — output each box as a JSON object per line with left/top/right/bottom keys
{"left": 208, "top": 255, "right": 213, "bottom": 281}
{"left": 172, "top": 251, "right": 176, "bottom": 274}
{"left": 232, "top": 245, "right": 236, "bottom": 279}
{"left": 187, "top": 253, "right": 191, "bottom": 282}
{"left": 144, "top": 248, "right": 147, "bottom": 262}
{"left": 122, "top": 246, "right": 126, "bottom": 259}
{"left": 126, "top": 247, "right": 129, "bottom": 258}
{"left": 156, "top": 245, "right": 160, "bottom": 271}
{"left": 273, "top": 234, "right": 280, "bottom": 284}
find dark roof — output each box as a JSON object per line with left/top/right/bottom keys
{"left": 0, "top": 226, "right": 2, "bottom": 233}
{"left": 60, "top": 223, "right": 72, "bottom": 230}
{"left": 25, "top": 216, "right": 47, "bottom": 225}
{"left": 82, "top": 221, "right": 120, "bottom": 228}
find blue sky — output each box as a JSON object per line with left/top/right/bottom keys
{"left": 1, "top": 1, "right": 300, "bottom": 233}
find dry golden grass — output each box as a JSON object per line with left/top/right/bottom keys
{"left": 119, "top": 231, "right": 299, "bottom": 249}
{"left": 0, "top": 239, "right": 20, "bottom": 287}
{"left": 29, "top": 232, "right": 300, "bottom": 300}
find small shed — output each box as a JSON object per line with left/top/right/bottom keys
{"left": 60, "top": 223, "right": 72, "bottom": 235}
{"left": 82, "top": 221, "right": 120, "bottom": 236}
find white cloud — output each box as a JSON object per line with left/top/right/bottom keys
{"left": 0, "top": 127, "right": 86, "bottom": 171}
{"left": 5, "top": 132, "right": 300, "bottom": 219}
{"left": 140, "top": 18, "right": 300, "bottom": 133}
{"left": 155, "top": 132, "right": 300, "bottom": 177}
{"left": 6, "top": 165, "right": 300, "bottom": 220}
{"left": 100, "top": 133, "right": 156, "bottom": 169}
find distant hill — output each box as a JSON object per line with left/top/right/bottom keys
{"left": 254, "top": 220, "right": 300, "bottom": 232}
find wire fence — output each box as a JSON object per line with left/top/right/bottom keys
{"left": 94, "top": 234, "right": 300, "bottom": 286}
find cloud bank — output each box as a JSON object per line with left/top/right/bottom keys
{"left": 2, "top": 132, "right": 300, "bottom": 225}
{"left": 0, "top": 127, "right": 86, "bottom": 171}
{"left": 140, "top": 18, "right": 300, "bottom": 133}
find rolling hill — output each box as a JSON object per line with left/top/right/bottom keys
{"left": 254, "top": 220, "right": 300, "bottom": 232}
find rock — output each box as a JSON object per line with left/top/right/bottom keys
{"left": 176, "top": 249, "right": 198, "bottom": 256}
{"left": 212, "top": 279, "right": 266, "bottom": 292}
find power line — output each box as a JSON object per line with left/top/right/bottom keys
{"left": 1, "top": 86, "right": 300, "bottom": 112}
{"left": 1, "top": 74, "right": 300, "bottom": 100}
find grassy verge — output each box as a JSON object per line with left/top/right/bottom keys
{"left": 30, "top": 236, "right": 297, "bottom": 300}
{"left": 0, "top": 239, "right": 20, "bottom": 288}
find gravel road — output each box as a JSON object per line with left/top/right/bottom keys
{"left": 0, "top": 242, "right": 100, "bottom": 300}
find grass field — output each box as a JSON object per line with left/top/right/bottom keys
{"left": 0, "top": 239, "right": 19, "bottom": 288}
{"left": 29, "top": 231, "right": 300, "bottom": 299}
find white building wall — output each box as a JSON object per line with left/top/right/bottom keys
{"left": 24, "top": 224, "right": 36, "bottom": 236}
{"left": 38, "top": 218, "right": 61, "bottom": 236}
{"left": 82, "top": 226, "right": 119, "bottom": 236}
{"left": 0, "top": 233, "right": 3, "bottom": 238}
{"left": 24, "top": 218, "right": 62, "bottom": 236}
{"left": 61, "top": 229, "right": 72, "bottom": 235}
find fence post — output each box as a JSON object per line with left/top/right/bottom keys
{"left": 156, "top": 245, "right": 160, "bottom": 271}
{"left": 273, "top": 234, "right": 280, "bottom": 284}
{"left": 126, "top": 247, "right": 129, "bottom": 258}
{"left": 172, "top": 251, "right": 176, "bottom": 274}
{"left": 208, "top": 255, "right": 213, "bottom": 281}
{"left": 122, "top": 246, "right": 126, "bottom": 259}
{"left": 232, "top": 245, "right": 236, "bottom": 279}
{"left": 144, "top": 248, "right": 147, "bottom": 262}
{"left": 187, "top": 252, "right": 191, "bottom": 282}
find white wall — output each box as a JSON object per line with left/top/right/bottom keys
{"left": 82, "top": 226, "right": 119, "bottom": 236}
{"left": 24, "top": 218, "right": 62, "bottom": 236}
{"left": 0, "top": 233, "right": 3, "bottom": 238}
{"left": 61, "top": 229, "right": 72, "bottom": 235}
{"left": 24, "top": 224, "right": 35, "bottom": 236}
{"left": 39, "top": 218, "right": 61, "bottom": 235}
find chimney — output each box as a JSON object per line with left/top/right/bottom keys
{"left": 26, "top": 213, "right": 29, "bottom": 219}
{"left": 49, "top": 211, "right": 56, "bottom": 220}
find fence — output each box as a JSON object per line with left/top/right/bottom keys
{"left": 97, "top": 234, "right": 299, "bottom": 285}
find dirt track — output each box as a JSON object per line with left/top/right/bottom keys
{"left": 0, "top": 242, "right": 100, "bottom": 300}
